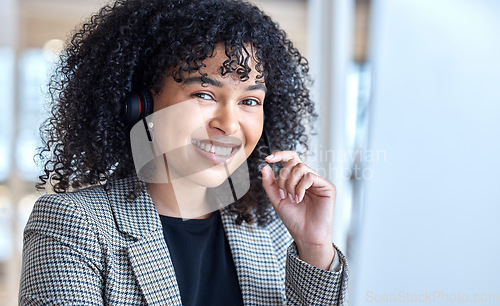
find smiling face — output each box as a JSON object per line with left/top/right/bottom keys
{"left": 150, "top": 44, "right": 266, "bottom": 188}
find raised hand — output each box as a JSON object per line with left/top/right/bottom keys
{"left": 260, "top": 151, "right": 337, "bottom": 270}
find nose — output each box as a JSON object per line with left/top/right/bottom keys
{"left": 208, "top": 104, "right": 240, "bottom": 135}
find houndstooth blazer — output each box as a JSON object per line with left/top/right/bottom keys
{"left": 19, "top": 176, "right": 348, "bottom": 305}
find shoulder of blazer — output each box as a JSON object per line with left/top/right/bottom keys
{"left": 24, "top": 186, "right": 111, "bottom": 274}
{"left": 26, "top": 185, "right": 108, "bottom": 237}
{"left": 26, "top": 175, "right": 159, "bottom": 242}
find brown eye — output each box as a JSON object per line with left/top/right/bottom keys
{"left": 240, "top": 99, "right": 261, "bottom": 107}
{"left": 192, "top": 93, "right": 213, "bottom": 100}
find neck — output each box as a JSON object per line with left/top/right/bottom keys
{"left": 146, "top": 179, "right": 213, "bottom": 219}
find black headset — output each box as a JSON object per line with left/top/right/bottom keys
{"left": 123, "top": 85, "right": 154, "bottom": 126}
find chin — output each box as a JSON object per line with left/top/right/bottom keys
{"left": 188, "top": 157, "right": 247, "bottom": 188}
{"left": 189, "top": 170, "right": 230, "bottom": 188}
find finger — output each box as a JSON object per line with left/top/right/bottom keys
{"left": 283, "top": 163, "right": 312, "bottom": 202}
{"left": 295, "top": 172, "right": 316, "bottom": 203}
{"left": 295, "top": 173, "right": 337, "bottom": 203}
{"left": 260, "top": 164, "right": 282, "bottom": 208}
{"left": 276, "top": 158, "right": 301, "bottom": 200}
{"left": 265, "top": 150, "right": 302, "bottom": 164}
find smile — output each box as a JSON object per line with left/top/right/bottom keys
{"left": 192, "top": 140, "right": 233, "bottom": 156}
{"left": 190, "top": 136, "right": 242, "bottom": 165}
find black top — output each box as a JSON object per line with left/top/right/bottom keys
{"left": 159, "top": 211, "right": 244, "bottom": 306}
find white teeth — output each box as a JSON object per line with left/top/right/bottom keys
{"left": 193, "top": 140, "right": 233, "bottom": 156}
{"left": 214, "top": 146, "right": 231, "bottom": 156}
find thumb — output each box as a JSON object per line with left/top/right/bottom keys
{"left": 260, "top": 164, "right": 281, "bottom": 207}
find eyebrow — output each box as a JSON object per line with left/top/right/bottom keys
{"left": 183, "top": 76, "right": 222, "bottom": 87}
{"left": 246, "top": 84, "right": 267, "bottom": 94}
{"left": 183, "top": 76, "right": 267, "bottom": 93}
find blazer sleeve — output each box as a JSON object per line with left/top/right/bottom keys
{"left": 19, "top": 194, "right": 105, "bottom": 305}
{"left": 285, "top": 242, "right": 348, "bottom": 305}
{"left": 266, "top": 209, "right": 349, "bottom": 305}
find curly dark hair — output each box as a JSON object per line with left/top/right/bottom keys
{"left": 37, "top": 0, "right": 317, "bottom": 226}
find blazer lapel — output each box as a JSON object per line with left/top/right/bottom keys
{"left": 220, "top": 208, "right": 285, "bottom": 305}
{"left": 128, "top": 230, "right": 183, "bottom": 305}
{"left": 108, "top": 176, "right": 182, "bottom": 305}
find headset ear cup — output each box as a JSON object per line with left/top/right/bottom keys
{"left": 124, "top": 86, "right": 154, "bottom": 126}
{"left": 124, "top": 91, "right": 142, "bottom": 125}
{"left": 137, "top": 86, "right": 154, "bottom": 119}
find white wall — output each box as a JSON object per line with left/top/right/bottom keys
{"left": 353, "top": 0, "right": 500, "bottom": 304}
{"left": 307, "top": 0, "right": 355, "bottom": 254}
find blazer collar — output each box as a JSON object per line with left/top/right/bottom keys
{"left": 107, "top": 175, "right": 161, "bottom": 239}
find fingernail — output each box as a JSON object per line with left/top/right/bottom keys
{"left": 295, "top": 195, "right": 300, "bottom": 203}
{"left": 279, "top": 189, "right": 286, "bottom": 200}
{"left": 288, "top": 193, "right": 295, "bottom": 203}
{"left": 257, "top": 162, "right": 268, "bottom": 171}
{"left": 266, "top": 154, "right": 274, "bottom": 160}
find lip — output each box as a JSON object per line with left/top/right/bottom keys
{"left": 191, "top": 140, "right": 241, "bottom": 165}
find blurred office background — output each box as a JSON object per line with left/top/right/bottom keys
{"left": 1, "top": 0, "right": 499, "bottom": 305}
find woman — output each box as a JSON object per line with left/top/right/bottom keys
{"left": 20, "top": 0, "right": 348, "bottom": 304}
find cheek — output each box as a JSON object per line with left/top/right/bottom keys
{"left": 243, "top": 119, "right": 264, "bottom": 155}
{"left": 152, "top": 100, "right": 205, "bottom": 151}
